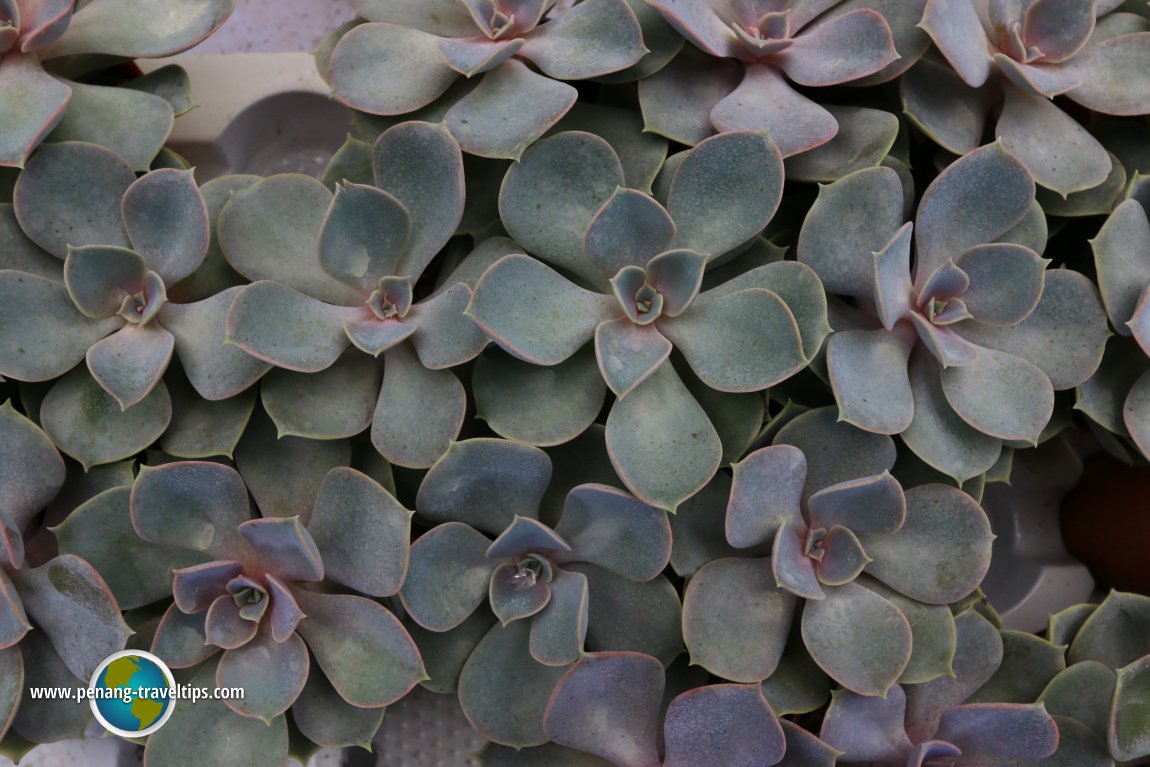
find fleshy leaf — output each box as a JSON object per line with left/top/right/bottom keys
{"left": 936, "top": 703, "right": 1058, "bottom": 760}
{"left": 400, "top": 522, "right": 496, "bottom": 632}
{"left": 778, "top": 9, "right": 897, "bottom": 85}
{"left": 261, "top": 352, "right": 379, "bottom": 440}
{"left": 553, "top": 484, "right": 670, "bottom": 581}
{"left": 519, "top": 0, "right": 645, "bottom": 79}
{"left": 0, "top": 53, "right": 70, "bottom": 169}
{"left": 490, "top": 562, "right": 552, "bottom": 625}
{"left": 826, "top": 327, "right": 915, "bottom": 435}
{"left": 171, "top": 560, "right": 242, "bottom": 613}
{"left": 1068, "top": 591, "right": 1150, "bottom": 668}
{"left": 1091, "top": 199, "right": 1150, "bottom": 333}
{"left": 583, "top": 188, "right": 675, "bottom": 274}
{"left": 226, "top": 281, "right": 358, "bottom": 373}
{"left": 291, "top": 668, "right": 384, "bottom": 750}
{"left": 487, "top": 516, "right": 571, "bottom": 560}
{"left": 329, "top": 22, "right": 457, "bottom": 115}
{"left": 317, "top": 182, "right": 409, "bottom": 291}
{"left": 820, "top": 685, "right": 912, "bottom": 763}
{"left": 955, "top": 243, "right": 1047, "bottom": 327}
{"left": 530, "top": 568, "right": 588, "bottom": 666}
{"left": 1039, "top": 661, "right": 1116, "bottom": 740}
{"left": 574, "top": 564, "right": 682, "bottom": 664}
{"left": 808, "top": 472, "right": 906, "bottom": 534}
{"left": 86, "top": 323, "right": 174, "bottom": 410}
{"left": 407, "top": 282, "right": 489, "bottom": 368}
{"left": 1065, "top": 32, "right": 1150, "bottom": 115}
{"left": 372, "top": 344, "right": 465, "bottom": 469}
{"left": 544, "top": 652, "right": 663, "bottom": 767}
{"left": 774, "top": 407, "right": 898, "bottom": 500}
{"left": 727, "top": 445, "right": 805, "bottom": 549}
{"left": 0, "top": 399, "right": 65, "bottom": 526}
{"left": 594, "top": 318, "right": 672, "bottom": 399}
{"left": 1112, "top": 655, "right": 1150, "bottom": 761}
{"left": 217, "top": 627, "right": 308, "bottom": 722}
{"left": 682, "top": 557, "right": 795, "bottom": 683}
{"left": 940, "top": 345, "right": 1053, "bottom": 442}
{"left": 43, "top": 0, "right": 234, "bottom": 57}
{"left": 919, "top": 0, "right": 992, "bottom": 87}
{"left": 637, "top": 48, "right": 741, "bottom": 146}
{"left": 151, "top": 606, "right": 217, "bottom": 669}
{"left": 122, "top": 169, "right": 209, "bottom": 284}
{"left": 238, "top": 517, "right": 323, "bottom": 583}
{"left": 772, "top": 520, "right": 823, "bottom": 600}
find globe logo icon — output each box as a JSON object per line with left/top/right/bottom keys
{"left": 89, "top": 651, "right": 176, "bottom": 738}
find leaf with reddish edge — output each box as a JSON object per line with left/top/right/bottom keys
{"left": 816, "top": 527, "right": 872, "bottom": 586}
{"left": 901, "top": 57, "right": 989, "bottom": 156}
{"left": 488, "top": 517, "right": 571, "bottom": 560}
{"left": 530, "top": 568, "right": 588, "bottom": 666}
{"left": 63, "top": 244, "right": 144, "bottom": 318}
{"left": 936, "top": 703, "right": 1058, "bottom": 760}
{"left": 307, "top": 467, "right": 412, "bottom": 598}
{"left": 0, "top": 645, "right": 21, "bottom": 744}
{"left": 772, "top": 519, "right": 823, "bottom": 600}
{"left": 122, "top": 169, "right": 209, "bottom": 284}
{"left": 264, "top": 575, "right": 303, "bottom": 643}
{"left": 726, "top": 444, "right": 806, "bottom": 550}
{"left": 41, "top": 0, "right": 234, "bottom": 58}
{"left": 809, "top": 472, "right": 906, "bottom": 535}
{"left": 467, "top": 254, "right": 617, "bottom": 366}
{"left": 1039, "top": 661, "right": 1115, "bottom": 740}
{"left": 400, "top": 522, "right": 496, "bottom": 632}
{"left": 0, "top": 53, "right": 71, "bottom": 169}
{"left": 444, "top": 59, "right": 578, "bottom": 161}
{"left": 417, "top": 438, "right": 551, "bottom": 535}
{"left": 151, "top": 605, "right": 218, "bottom": 669}
{"left": 1068, "top": 591, "right": 1150, "bottom": 668}
{"left": 774, "top": 406, "right": 897, "bottom": 499}
{"left": 573, "top": 564, "right": 682, "bottom": 664}
{"left": 778, "top": 8, "right": 896, "bottom": 86}
{"left": 261, "top": 352, "right": 380, "bottom": 440}
{"left": 820, "top": 685, "right": 912, "bottom": 762}
{"left": 86, "top": 322, "right": 174, "bottom": 410}
{"left": 1065, "top": 32, "right": 1150, "bottom": 115}
{"left": 344, "top": 314, "right": 415, "bottom": 357}
{"left": 544, "top": 652, "right": 663, "bottom": 767}
{"left": 226, "top": 281, "right": 359, "bottom": 373}
{"left": 317, "top": 182, "right": 410, "bottom": 292}
{"left": 920, "top": 0, "right": 992, "bottom": 87}
{"left": 995, "top": 53, "right": 1082, "bottom": 98}
{"left": 407, "top": 283, "right": 488, "bottom": 369}
{"left": 217, "top": 624, "right": 308, "bottom": 723}
{"left": 291, "top": 669, "right": 384, "bottom": 750}
{"left": 553, "top": 484, "right": 671, "bottom": 581}
{"left": 826, "top": 326, "right": 916, "bottom": 435}
{"left": 438, "top": 37, "right": 524, "bottom": 77}
{"left": 662, "top": 683, "right": 784, "bottom": 767}
{"left": 12, "top": 632, "right": 88, "bottom": 742}
{"left": 710, "top": 65, "right": 838, "bottom": 158}
{"left": 940, "top": 345, "right": 1053, "bottom": 442}
{"left": 668, "top": 131, "right": 783, "bottom": 257}
{"left": 490, "top": 562, "right": 552, "bottom": 626}
{"left": 801, "top": 581, "right": 911, "bottom": 696}
{"left": 1092, "top": 199, "right": 1150, "bottom": 333}
{"left": 330, "top": 23, "right": 458, "bottom": 116}
{"left": 638, "top": 48, "right": 741, "bottom": 146}
{"left": 519, "top": 0, "right": 644, "bottom": 79}
{"left": 647, "top": 249, "right": 705, "bottom": 317}
{"left": 0, "top": 398, "right": 64, "bottom": 526}
{"left": 682, "top": 557, "right": 795, "bottom": 683}
{"left": 460, "top": 620, "right": 569, "bottom": 747}
{"left": 1126, "top": 368, "right": 1150, "bottom": 460}
{"left": 10, "top": 554, "right": 131, "bottom": 680}
{"left": 160, "top": 287, "right": 272, "bottom": 401}
{"left": 171, "top": 560, "right": 242, "bottom": 613}
{"left": 238, "top": 517, "right": 323, "bottom": 583}
{"left": 204, "top": 594, "right": 258, "bottom": 649}
{"left": 644, "top": 0, "right": 738, "bottom": 58}
{"left": 1020, "top": 0, "right": 1094, "bottom": 62}
{"left": 410, "top": 608, "right": 496, "bottom": 695}
{"left": 372, "top": 345, "right": 466, "bottom": 469}
{"left": 583, "top": 188, "right": 675, "bottom": 275}
{"left": 0, "top": 570, "right": 30, "bottom": 649}
{"left": 777, "top": 719, "right": 838, "bottom": 767}
{"left": 913, "top": 143, "right": 1035, "bottom": 291}
{"left": 13, "top": 141, "right": 133, "bottom": 257}
{"left": 595, "top": 318, "right": 672, "bottom": 399}
{"left": 955, "top": 243, "right": 1048, "bottom": 327}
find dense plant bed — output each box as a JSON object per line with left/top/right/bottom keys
{"left": 1, "top": 0, "right": 1150, "bottom": 765}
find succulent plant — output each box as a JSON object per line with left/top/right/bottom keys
{"left": 0, "top": 0, "right": 235, "bottom": 169}
{"left": 798, "top": 141, "right": 1109, "bottom": 482}
{"left": 122, "top": 460, "right": 425, "bottom": 758}
{"left": 328, "top": 0, "right": 646, "bottom": 159}
{"left": 908, "top": 0, "right": 1150, "bottom": 194}
{"left": 468, "top": 129, "right": 829, "bottom": 508}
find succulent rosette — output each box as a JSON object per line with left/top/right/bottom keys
{"left": 909, "top": 0, "right": 1150, "bottom": 194}
{"left": 117, "top": 460, "right": 424, "bottom": 760}
{"left": 638, "top": 0, "right": 915, "bottom": 159}
{"left": 0, "top": 0, "right": 234, "bottom": 169}
{"left": 0, "top": 400, "right": 131, "bottom": 745}
{"left": 467, "top": 129, "right": 829, "bottom": 509}
{"left": 398, "top": 438, "right": 680, "bottom": 747}
{"left": 220, "top": 121, "right": 487, "bottom": 468}
{"left": 798, "top": 142, "right": 1108, "bottom": 482}
{"left": 681, "top": 408, "right": 994, "bottom": 697}
{"left": 327, "top": 0, "right": 646, "bottom": 159}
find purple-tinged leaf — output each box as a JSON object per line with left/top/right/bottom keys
{"left": 226, "top": 281, "right": 358, "bottom": 373}
{"left": 131, "top": 461, "right": 252, "bottom": 560}
{"left": 407, "top": 283, "right": 488, "bottom": 368}
{"left": 344, "top": 315, "right": 414, "bottom": 357}
{"left": 86, "top": 322, "right": 174, "bottom": 410}
{"left": 10, "top": 554, "right": 131, "bottom": 680}
{"left": 816, "top": 526, "right": 872, "bottom": 586}
{"left": 777, "top": 719, "right": 837, "bottom": 767}
{"left": 530, "top": 568, "right": 588, "bottom": 666}
{"left": 605, "top": 361, "right": 721, "bottom": 511}
{"left": 583, "top": 188, "right": 675, "bottom": 274}
{"left": 400, "top": 522, "right": 495, "bottom": 632}
{"left": 727, "top": 445, "right": 805, "bottom": 550}
{"left": 467, "top": 255, "right": 617, "bottom": 365}
{"left": 410, "top": 608, "right": 495, "bottom": 694}
{"left": 171, "top": 560, "right": 242, "bottom": 613}
{"left": 122, "top": 169, "right": 209, "bottom": 284}
{"left": 330, "top": 22, "right": 457, "bottom": 115}
{"left": 0, "top": 53, "right": 70, "bottom": 168}
{"left": 774, "top": 406, "right": 897, "bottom": 499}
{"left": 0, "top": 570, "right": 30, "bottom": 649}
{"left": 63, "top": 244, "right": 144, "bottom": 318}
{"left": 291, "top": 668, "right": 384, "bottom": 749}
{"left": 1125, "top": 368, "right": 1150, "bottom": 460}
{"left": 554, "top": 484, "right": 670, "bottom": 581}
{"left": 996, "top": 82, "right": 1113, "bottom": 195}
{"left": 265, "top": 575, "right": 303, "bottom": 643}
{"left": 218, "top": 625, "right": 308, "bottom": 722}
{"left": 372, "top": 345, "right": 465, "bottom": 469}
{"left": 644, "top": 0, "right": 739, "bottom": 58}
{"left": 826, "top": 326, "right": 916, "bottom": 435}
{"left": 353, "top": 0, "right": 477, "bottom": 35}
{"left": 1021, "top": 0, "right": 1094, "bottom": 61}
{"left": 914, "top": 142, "right": 1034, "bottom": 288}
{"left": 46, "top": 81, "right": 173, "bottom": 172}
{"left": 204, "top": 594, "right": 258, "bottom": 649}
{"left": 438, "top": 36, "right": 523, "bottom": 77}
{"left": 663, "top": 683, "right": 784, "bottom": 767}
{"left": 809, "top": 472, "right": 906, "bottom": 534}
{"left": 519, "top": 0, "right": 644, "bottom": 79}
{"left": 1066, "top": 32, "right": 1150, "bottom": 115}
{"left": 594, "top": 318, "right": 672, "bottom": 399}
{"left": 911, "top": 309, "right": 984, "bottom": 360}
{"left": 544, "top": 652, "right": 663, "bottom": 767}
{"left": 647, "top": 249, "right": 705, "bottom": 317}
{"left": 820, "top": 685, "right": 912, "bottom": 762}
{"left": 801, "top": 581, "right": 911, "bottom": 696}
{"left": 873, "top": 223, "right": 914, "bottom": 330}
{"left": 12, "top": 140, "right": 132, "bottom": 257}
{"left": 901, "top": 58, "right": 989, "bottom": 155}
{"left": 682, "top": 557, "right": 795, "bottom": 683}
{"left": 261, "top": 352, "right": 379, "bottom": 440}
{"left": 12, "top": 632, "right": 89, "bottom": 742}
{"left": 43, "top": 0, "right": 232, "bottom": 57}
{"left": 1092, "top": 199, "right": 1150, "bottom": 332}
{"left": 920, "top": 0, "right": 992, "bottom": 87}
{"left": 488, "top": 516, "right": 571, "bottom": 560}
{"left": 956, "top": 243, "right": 1047, "bottom": 326}
{"left": 239, "top": 517, "right": 323, "bottom": 583}
{"left": 418, "top": 438, "right": 551, "bottom": 534}
{"left": 574, "top": 564, "right": 682, "bottom": 664}
{"left": 0, "top": 398, "right": 64, "bottom": 525}
{"left": 445, "top": 59, "right": 578, "bottom": 161}
{"left": 151, "top": 605, "right": 217, "bottom": 669}
{"left": 994, "top": 53, "right": 1083, "bottom": 98}
{"left": 1112, "top": 655, "right": 1150, "bottom": 761}
{"left": 459, "top": 620, "right": 569, "bottom": 747}
{"left": 308, "top": 467, "right": 411, "bottom": 598}
{"left": 41, "top": 367, "right": 170, "bottom": 469}
{"left": 797, "top": 165, "right": 904, "bottom": 299}
{"left": 499, "top": 131, "right": 624, "bottom": 280}
{"left": 778, "top": 8, "right": 896, "bottom": 85}
{"left": 317, "top": 182, "right": 409, "bottom": 292}
{"left": 490, "top": 562, "right": 552, "bottom": 625}
{"left": 293, "top": 589, "right": 425, "bottom": 706}
{"left": 937, "top": 703, "right": 1058, "bottom": 760}
{"left": 668, "top": 130, "right": 783, "bottom": 256}
{"left": 479, "top": 743, "right": 616, "bottom": 766}
{"left": 940, "top": 345, "right": 1054, "bottom": 442}
{"left": 772, "top": 520, "right": 823, "bottom": 600}
{"left": 637, "top": 48, "right": 741, "bottom": 146}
